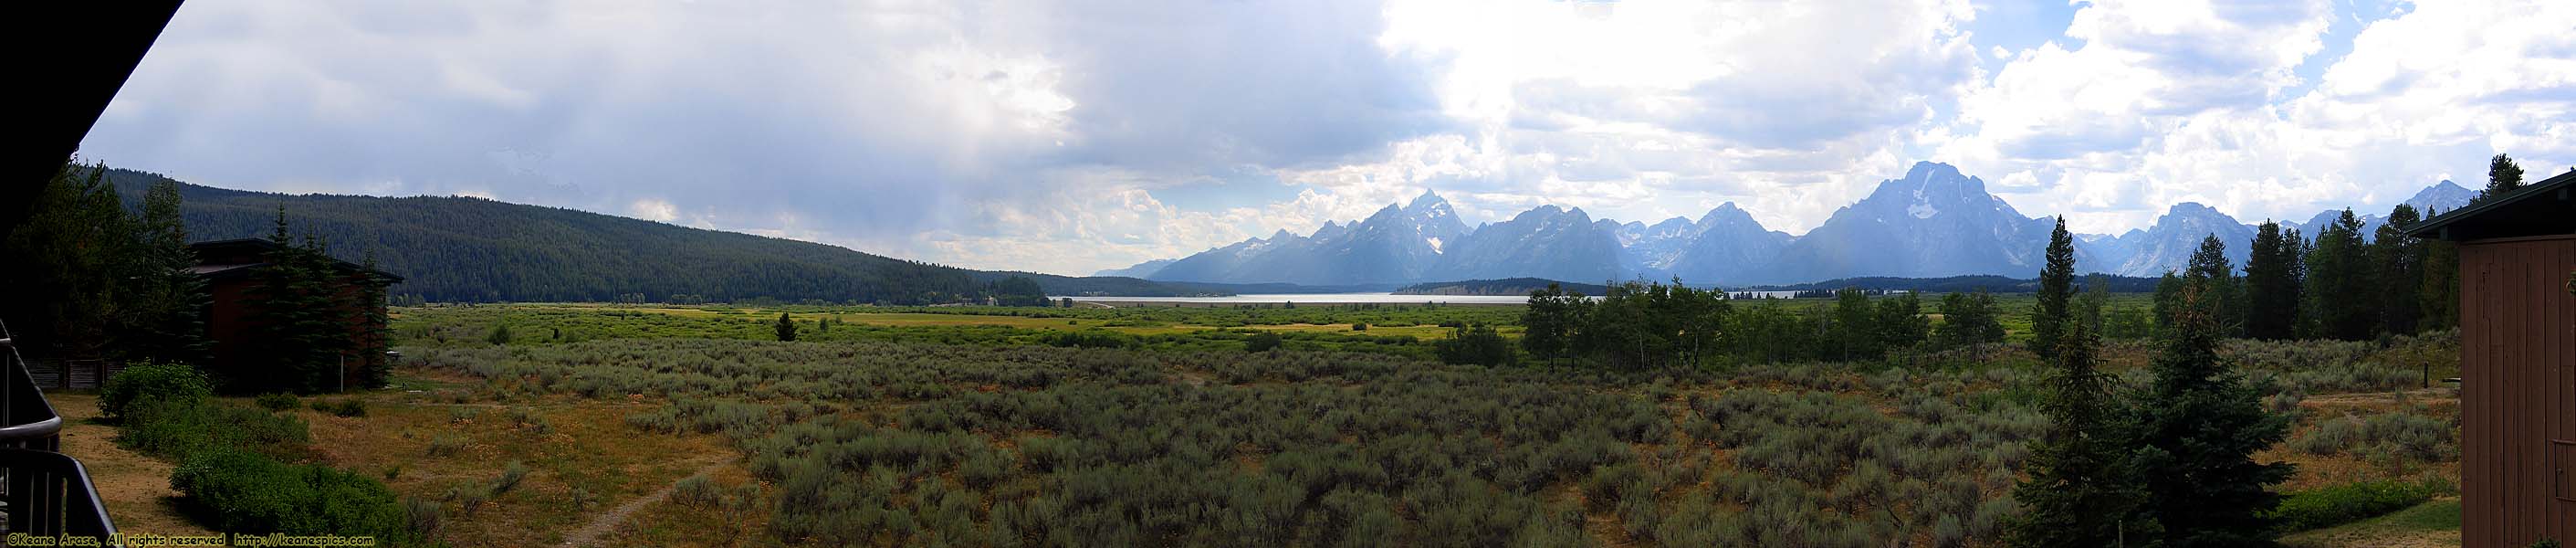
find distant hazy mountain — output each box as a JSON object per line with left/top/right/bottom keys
{"left": 1754, "top": 162, "right": 2063, "bottom": 284}
{"left": 1613, "top": 216, "right": 1700, "bottom": 275}
{"left": 2096, "top": 203, "right": 2257, "bottom": 277}
{"left": 1135, "top": 163, "right": 2476, "bottom": 288}
{"left": 2285, "top": 179, "right": 2474, "bottom": 242}
{"left": 1662, "top": 203, "right": 1794, "bottom": 284}
{"left": 1430, "top": 206, "right": 1623, "bottom": 283}
{"left": 1094, "top": 258, "right": 1175, "bottom": 278}
{"left": 1147, "top": 191, "right": 1467, "bottom": 285}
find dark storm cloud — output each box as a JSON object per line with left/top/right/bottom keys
{"left": 79, "top": 0, "right": 1448, "bottom": 251}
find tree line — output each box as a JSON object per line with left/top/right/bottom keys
{"left": 2153, "top": 153, "right": 2532, "bottom": 343}
{"left": 5, "top": 161, "right": 391, "bottom": 394}
{"left": 1503, "top": 278, "right": 2005, "bottom": 369}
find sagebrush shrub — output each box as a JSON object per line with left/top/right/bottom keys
{"left": 100, "top": 362, "right": 212, "bottom": 420}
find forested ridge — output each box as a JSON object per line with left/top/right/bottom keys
{"left": 99, "top": 169, "right": 1216, "bottom": 304}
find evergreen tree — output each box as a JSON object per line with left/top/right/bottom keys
{"left": 2303, "top": 209, "right": 2375, "bottom": 341}
{"left": 2131, "top": 287, "right": 2296, "bottom": 545}
{"left": 2481, "top": 153, "right": 2525, "bottom": 202}
{"left": 774, "top": 312, "right": 799, "bottom": 342}
{"left": 2417, "top": 207, "right": 2461, "bottom": 331}
{"left": 1, "top": 160, "right": 130, "bottom": 362}
{"left": 2372, "top": 205, "right": 2425, "bottom": 335}
{"left": 2007, "top": 319, "right": 2153, "bottom": 547}
{"left": 2030, "top": 217, "right": 2077, "bottom": 359}
{"left": 2240, "top": 222, "right": 2303, "bottom": 340}
{"left": 234, "top": 208, "right": 353, "bottom": 393}
{"left": 116, "top": 179, "right": 215, "bottom": 365}
{"left": 2183, "top": 235, "right": 2240, "bottom": 336}
{"left": 2152, "top": 271, "right": 2184, "bottom": 335}
{"left": 352, "top": 251, "right": 394, "bottom": 388}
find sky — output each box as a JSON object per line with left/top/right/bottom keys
{"left": 79, "top": 0, "right": 2576, "bottom": 276}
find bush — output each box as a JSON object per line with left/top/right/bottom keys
{"left": 2265, "top": 480, "right": 2436, "bottom": 532}
{"left": 255, "top": 393, "right": 301, "bottom": 412}
{"left": 425, "top": 434, "right": 468, "bottom": 458}
{"left": 491, "top": 460, "right": 530, "bottom": 497}
{"left": 100, "top": 362, "right": 212, "bottom": 420}
{"left": 1245, "top": 332, "right": 1283, "bottom": 353}
{"left": 674, "top": 476, "right": 720, "bottom": 508}
{"left": 117, "top": 401, "right": 310, "bottom": 459}
{"left": 169, "top": 448, "right": 410, "bottom": 542}
{"left": 308, "top": 398, "right": 369, "bottom": 417}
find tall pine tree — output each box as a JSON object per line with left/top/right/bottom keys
{"left": 2007, "top": 318, "right": 2153, "bottom": 546}
{"left": 2303, "top": 209, "right": 2375, "bottom": 341}
{"left": 121, "top": 179, "right": 214, "bottom": 365}
{"left": 2241, "top": 221, "right": 2304, "bottom": 340}
{"left": 2480, "top": 153, "right": 2525, "bottom": 202}
{"left": 2030, "top": 217, "right": 2077, "bottom": 360}
{"left": 2183, "top": 235, "right": 2240, "bottom": 337}
{"left": 2416, "top": 208, "right": 2461, "bottom": 331}
{"left": 2131, "top": 286, "right": 2296, "bottom": 545}
{"left": 2372, "top": 205, "right": 2424, "bottom": 335}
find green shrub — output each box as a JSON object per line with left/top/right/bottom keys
{"left": 100, "top": 362, "right": 212, "bottom": 420}
{"left": 254, "top": 393, "right": 301, "bottom": 412}
{"left": 1245, "top": 332, "right": 1283, "bottom": 353}
{"left": 309, "top": 398, "right": 369, "bottom": 417}
{"left": 169, "top": 448, "right": 410, "bottom": 542}
{"left": 491, "top": 460, "right": 530, "bottom": 497}
{"left": 674, "top": 476, "right": 720, "bottom": 508}
{"left": 424, "top": 434, "right": 468, "bottom": 458}
{"left": 116, "top": 401, "right": 310, "bottom": 459}
{"left": 2265, "top": 480, "right": 2436, "bottom": 532}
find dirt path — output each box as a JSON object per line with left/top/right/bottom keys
{"left": 556, "top": 454, "right": 731, "bottom": 547}
{"left": 47, "top": 394, "right": 215, "bottom": 536}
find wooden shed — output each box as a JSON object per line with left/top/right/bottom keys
{"left": 188, "top": 238, "right": 402, "bottom": 390}
{"left": 2406, "top": 167, "right": 2576, "bottom": 546}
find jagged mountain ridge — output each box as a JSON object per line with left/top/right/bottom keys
{"left": 1124, "top": 163, "right": 2469, "bottom": 287}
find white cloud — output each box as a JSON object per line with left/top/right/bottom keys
{"left": 75, "top": 0, "right": 2576, "bottom": 275}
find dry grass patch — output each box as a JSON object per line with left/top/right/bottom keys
{"left": 301, "top": 387, "right": 738, "bottom": 547}
{"left": 47, "top": 393, "right": 215, "bottom": 537}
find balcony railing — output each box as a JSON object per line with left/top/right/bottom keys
{"left": 0, "top": 324, "right": 120, "bottom": 543}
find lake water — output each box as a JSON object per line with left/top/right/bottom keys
{"left": 1059, "top": 290, "right": 1821, "bottom": 305}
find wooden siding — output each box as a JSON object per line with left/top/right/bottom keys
{"left": 2458, "top": 234, "right": 2575, "bottom": 547}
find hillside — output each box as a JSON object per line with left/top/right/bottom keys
{"left": 99, "top": 169, "right": 1221, "bottom": 303}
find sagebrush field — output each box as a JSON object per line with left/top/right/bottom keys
{"left": 67, "top": 300, "right": 2459, "bottom": 546}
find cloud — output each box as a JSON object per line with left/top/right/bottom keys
{"left": 76, "top": 0, "right": 2576, "bottom": 274}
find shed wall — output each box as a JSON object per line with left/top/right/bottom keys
{"left": 2458, "top": 235, "right": 2575, "bottom": 546}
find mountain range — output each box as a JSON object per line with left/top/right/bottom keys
{"left": 1116, "top": 162, "right": 2477, "bottom": 286}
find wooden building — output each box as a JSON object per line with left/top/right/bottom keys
{"left": 188, "top": 238, "right": 401, "bottom": 390}
{"left": 2406, "top": 168, "right": 2576, "bottom": 546}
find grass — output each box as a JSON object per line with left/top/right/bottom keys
{"left": 66, "top": 300, "right": 2461, "bottom": 546}
{"left": 2278, "top": 499, "right": 2461, "bottom": 548}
